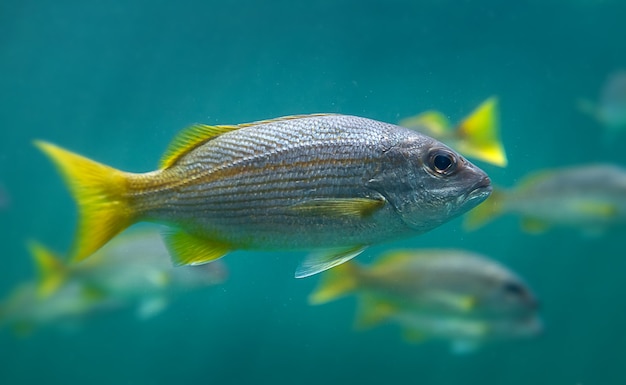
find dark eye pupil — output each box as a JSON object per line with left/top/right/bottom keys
{"left": 434, "top": 154, "right": 452, "bottom": 171}
{"left": 503, "top": 282, "right": 524, "bottom": 296}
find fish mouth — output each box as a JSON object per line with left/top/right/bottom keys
{"left": 461, "top": 176, "right": 492, "bottom": 205}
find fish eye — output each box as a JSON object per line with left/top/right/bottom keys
{"left": 427, "top": 149, "right": 457, "bottom": 176}
{"left": 502, "top": 281, "right": 525, "bottom": 297}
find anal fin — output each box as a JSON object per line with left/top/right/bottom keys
{"left": 163, "top": 230, "right": 230, "bottom": 266}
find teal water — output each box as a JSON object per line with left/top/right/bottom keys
{"left": 2, "top": 1, "right": 626, "bottom": 384}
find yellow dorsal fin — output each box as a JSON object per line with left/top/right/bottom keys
{"left": 26, "top": 241, "right": 68, "bottom": 298}
{"left": 399, "top": 111, "right": 452, "bottom": 137}
{"left": 455, "top": 97, "right": 508, "bottom": 167}
{"left": 159, "top": 124, "right": 240, "bottom": 169}
{"left": 516, "top": 170, "right": 556, "bottom": 191}
{"left": 370, "top": 251, "right": 416, "bottom": 271}
{"left": 159, "top": 114, "right": 336, "bottom": 169}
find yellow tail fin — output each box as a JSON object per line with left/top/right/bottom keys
{"left": 455, "top": 97, "right": 508, "bottom": 167}
{"left": 26, "top": 241, "right": 68, "bottom": 297}
{"left": 308, "top": 261, "right": 360, "bottom": 305}
{"left": 463, "top": 189, "right": 505, "bottom": 231}
{"left": 34, "top": 141, "right": 135, "bottom": 262}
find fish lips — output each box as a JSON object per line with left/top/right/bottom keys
{"left": 460, "top": 176, "right": 492, "bottom": 208}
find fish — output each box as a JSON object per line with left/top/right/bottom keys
{"left": 579, "top": 70, "right": 626, "bottom": 136}
{"left": 399, "top": 97, "right": 508, "bottom": 167}
{"left": 309, "top": 249, "right": 541, "bottom": 352}
{"left": 0, "top": 228, "right": 227, "bottom": 334}
{"left": 35, "top": 114, "right": 492, "bottom": 278}
{"left": 465, "top": 164, "right": 626, "bottom": 234}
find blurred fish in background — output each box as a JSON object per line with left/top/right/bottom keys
{"left": 399, "top": 97, "right": 508, "bottom": 167}
{"left": 309, "top": 249, "right": 541, "bottom": 353}
{"left": 35, "top": 114, "right": 491, "bottom": 279}
{"left": 0, "top": 228, "right": 227, "bottom": 335}
{"left": 579, "top": 70, "right": 626, "bottom": 138}
{"left": 465, "top": 164, "right": 626, "bottom": 234}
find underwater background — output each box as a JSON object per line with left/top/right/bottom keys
{"left": 2, "top": 0, "right": 626, "bottom": 384}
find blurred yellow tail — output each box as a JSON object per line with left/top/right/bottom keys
{"left": 34, "top": 141, "right": 135, "bottom": 262}
{"left": 463, "top": 189, "right": 505, "bottom": 230}
{"left": 399, "top": 111, "right": 451, "bottom": 138}
{"left": 308, "top": 261, "right": 360, "bottom": 305}
{"left": 26, "top": 241, "right": 68, "bottom": 297}
{"left": 455, "top": 97, "right": 508, "bottom": 167}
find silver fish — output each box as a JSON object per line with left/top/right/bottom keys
{"left": 36, "top": 114, "right": 491, "bottom": 278}
{"left": 310, "top": 249, "right": 541, "bottom": 352}
{"left": 466, "top": 164, "right": 626, "bottom": 233}
{"left": 0, "top": 228, "right": 227, "bottom": 334}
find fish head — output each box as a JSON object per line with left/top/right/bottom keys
{"left": 467, "top": 264, "right": 540, "bottom": 334}
{"left": 442, "top": 257, "right": 542, "bottom": 338}
{"left": 371, "top": 135, "right": 491, "bottom": 232}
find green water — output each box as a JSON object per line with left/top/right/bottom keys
{"left": 1, "top": 1, "right": 626, "bottom": 384}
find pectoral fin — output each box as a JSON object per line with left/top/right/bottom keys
{"left": 289, "top": 197, "right": 385, "bottom": 218}
{"left": 295, "top": 246, "right": 365, "bottom": 278}
{"left": 428, "top": 291, "right": 477, "bottom": 312}
{"left": 163, "top": 230, "right": 230, "bottom": 266}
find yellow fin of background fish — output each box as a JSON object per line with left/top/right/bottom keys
{"left": 295, "top": 246, "right": 365, "bottom": 279}
{"left": 573, "top": 200, "right": 618, "bottom": 218}
{"left": 159, "top": 124, "right": 240, "bottom": 169}
{"left": 371, "top": 250, "right": 416, "bottom": 270}
{"left": 399, "top": 111, "right": 452, "bottom": 137}
{"left": 355, "top": 295, "right": 398, "bottom": 330}
{"left": 428, "top": 291, "right": 477, "bottom": 312}
{"left": 12, "top": 321, "right": 35, "bottom": 337}
{"left": 455, "top": 97, "right": 508, "bottom": 167}
{"left": 463, "top": 189, "right": 505, "bottom": 231}
{"left": 308, "top": 261, "right": 360, "bottom": 304}
{"left": 26, "top": 241, "right": 68, "bottom": 298}
{"left": 34, "top": 141, "right": 134, "bottom": 262}
{"left": 516, "top": 170, "right": 554, "bottom": 192}
{"left": 520, "top": 217, "right": 550, "bottom": 234}
{"left": 80, "top": 284, "right": 108, "bottom": 302}
{"left": 163, "top": 229, "right": 230, "bottom": 266}
{"left": 402, "top": 328, "right": 427, "bottom": 343}
{"left": 289, "top": 197, "right": 386, "bottom": 218}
